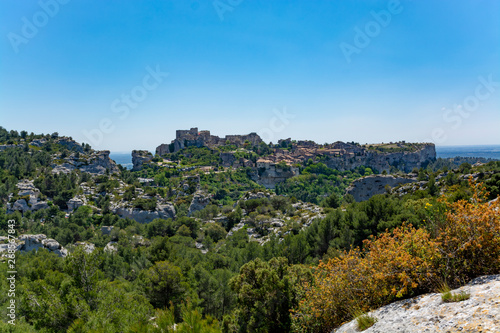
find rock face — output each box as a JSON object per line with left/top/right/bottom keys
{"left": 51, "top": 150, "right": 120, "bottom": 175}
{"left": 67, "top": 196, "right": 86, "bottom": 211}
{"left": 132, "top": 150, "right": 153, "bottom": 171}
{"left": 80, "top": 150, "right": 120, "bottom": 174}
{"left": 346, "top": 175, "right": 416, "bottom": 202}
{"left": 12, "top": 199, "right": 30, "bottom": 212}
{"left": 156, "top": 127, "right": 263, "bottom": 155}
{"left": 188, "top": 191, "right": 212, "bottom": 216}
{"left": 326, "top": 144, "right": 436, "bottom": 173}
{"left": 17, "top": 234, "right": 67, "bottom": 257}
{"left": 0, "top": 144, "right": 22, "bottom": 151}
{"left": 56, "top": 137, "right": 84, "bottom": 153}
{"left": 101, "top": 226, "right": 114, "bottom": 235}
{"left": 112, "top": 202, "right": 176, "bottom": 223}
{"left": 333, "top": 275, "right": 500, "bottom": 333}
{"left": 74, "top": 241, "right": 95, "bottom": 253}
{"left": 249, "top": 163, "right": 300, "bottom": 189}
{"left": 7, "top": 179, "right": 50, "bottom": 213}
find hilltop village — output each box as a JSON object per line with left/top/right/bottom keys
{"left": 147, "top": 127, "right": 436, "bottom": 189}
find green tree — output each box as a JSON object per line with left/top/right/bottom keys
{"left": 229, "top": 257, "right": 312, "bottom": 332}
{"left": 141, "top": 261, "right": 190, "bottom": 310}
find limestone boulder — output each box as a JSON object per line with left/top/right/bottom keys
{"left": 333, "top": 275, "right": 500, "bottom": 333}
{"left": 157, "top": 203, "right": 176, "bottom": 220}
{"left": 31, "top": 201, "right": 49, "bottom": 211}
{"left": 12, "top": 199, "right": 30, "bottom": 212}
{"left": 188, "top": 191, "right": 212, "bottom": 216}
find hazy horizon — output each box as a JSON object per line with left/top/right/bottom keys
{"left": 1, "top": 1, "right": 499, "bottom": 151}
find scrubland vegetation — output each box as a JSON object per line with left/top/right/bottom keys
{"left": 0, "top": 127, "right": 499, "bottom": 332}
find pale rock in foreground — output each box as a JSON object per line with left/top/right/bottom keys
{"left": 333, "top": 275, "right": 500, "bottom": 333}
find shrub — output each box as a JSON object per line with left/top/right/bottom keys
{"left": 434, "top": 181, "right": 500, "bottom": 287}
{"left": 291, "top": 224, "right": 438, "bottom": 332}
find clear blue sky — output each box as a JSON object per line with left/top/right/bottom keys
{"left": 1, "top": 0, "right": 499, "bottom": 152}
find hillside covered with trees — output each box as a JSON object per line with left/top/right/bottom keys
{"left": 0, "top": 126, "right": 499, "bottom": 332}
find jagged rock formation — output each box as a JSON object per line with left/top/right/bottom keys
{"left": 156, "top": 127, "right": 262, "bottom": 155}
{"left": 333, "top": 275, "right": 500, "bottom": 333}
{"left": 132, "top": 150, "right": 153, "bottom": 171}
{"left": 56, "top": 137, "right": 84, "bottom": 153}
{"left": 79, "top": 150, "right": 120, "bottom": 174}
{"left": 52, "top": 150, "right": 119, "bottom": 175}
{"left": 346, "top": 175, "right": 417, "bottom": 201}
{"left": 7, "top": 179, "right": 49, "bottom": 213}
{"left": 18, "top": 234, "right": 68, "bottom": 257}
{"left": 188, "top": 191, "right": 212, "bottom": 216}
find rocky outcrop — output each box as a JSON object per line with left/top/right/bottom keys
{"left": 67, "top": 196, "right": 86, "bottom": 211}
{"left": 346, "top": 175, "right": 416, "bottom": 202}
{"left": 188, "top": 191, "right": 212, "bottom": 216}
{"left": 157, "top": 203, "right": 176, "bottom": 219}
{"left": 112, "top": 202, "right": 176, "bottom": 223}
{"left": 80, "top": 150, "right": 119, "bottom": 174}
{"left": 0, "top": 144, "right": 22, "bottom": 151}
{"left": 326, "top": 144, "right": 436, "bottom": 173}
{"left": 17, "top": 234, "right": 67, "bottom": 257}
{"left": 56, "top": 137, "right": 84, "bottom": 153}
{"left": 31, "top": 201, "right": 49, "bottom": 210}
{"left": 132, "top": 150, "right": 153, "bottom": 171}
{"left": 7, "top": 179, "right": 49, "bottom": 213}
{"left": 249, "top": 163, "right": 300, "bottom": 189}
{"left": 101, "top": 226, "right": 114, "bottom": 235}
{"left": 50, "top": 150, "right": 119, "bottom": 175}
{"left": 30, "top": 138, "right": 46, "bottom": 147}
{"left": 333, "top": 275, "right": 500, "bottom": 333}
{"left": 74, "top": 241, "right": 95, "bottom": 253}
{"left": 104, "top": 241, "right": 118, "bottom": 253}
{"left": 11, "top": 199, "right": 30, "bottom": 212}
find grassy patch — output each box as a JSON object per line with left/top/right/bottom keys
{"left": 356, "top": 313, "right": 377, "bottom": 331}
{"left": 439, "top": 283, "right": 470, "bottom": 303}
